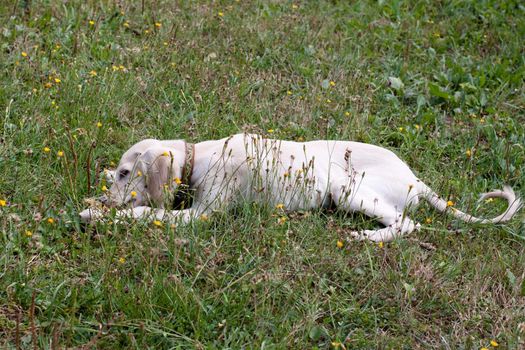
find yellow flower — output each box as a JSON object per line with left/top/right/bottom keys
{"left": 118, "top": 257, "right": 126, "bottom": 264}
{"left": 481, "top": 348, "right": 489, "bottom": 350}
{"left": 101, "top": 185, "right": 108, "bottom": 192}
{"left": 0, "top": 199, "right": 6, "bottom": 207}
{"left": 200, "top": 214, "right": 209, "bottom": 221}
{"left": 329, "top": 81, "right": 336, "bottom": 87}
{"left": 21, "top": 51, "right": 28, "bottom": 57}
{"left": 163, "top": 41, "right": 168, "bottom": 46}
{"left": 283, "top": 171, "right": 290, "bottom": 177}
{"left": 57, "top": 150, "right": 64, "bottom": 157}
{"left": 490, "top": 340, "right": 499, "bottom": 347}
{"left": 378, "top": 241, "right": 384, "bottom": 248}
{"left": 89, "top": 20, "right": 95, "bottom": 26}
{"left": 89, "top": 70, "right": 97, "bottom": 77}
{"left": 123, "top": 21, "right": 130, "bottom": 28}
{"left": 326, "top": 99, "right": 331, "bottom": 103}
{"left": 173, "top": 177, "right": 182, "bottom": 185}
{"left": 287, "top": 90, "right": 292, "bottom": 95}
{"left": 218, "top": 11, "right": 224, "bottom": 17}
{"left": 47, "top": 218, "right": 55, "bottom": 224}
{"left": 267, "top": 129, "right": 274, "bottom": 133}
{"left": 425, "top": 217, "right": 432, "bottom": 224}
{"left": 336, "top": 240, "right": 343, "bottom": 248}
{"left": 54, "top": 78, "right": 61, "bottom": 83}
{"left": 292, "top": 4, "right": 298, "bottom": 9}
{"left": 162, "top": 151, "right": 169, "bottom": 157}
{"left": 43, "top": 147, "right": 51, "bottom": 153}
{"left": 25, "top": 230, "right": 33, "bottom": 237}
{"left": 331, "top": 341, "right": 341, "bottom": 348}
{"left": 137, "top": 171, "right": 142, "bottom": 177}
{"left": 144, "top": 29, "right": 150, "bottom": 34}
{"left": 96, "top": 121, "right": 102, "bottom": 128}
{"left": 398, "top": 127, "right": 404, "bottom": 132}
{"left": 153, "top": 220, "right": 162, "bottom": 227}
{"left": 414, "top": 124, "right": 421, "bottom": 130}
{"left": 447, "top": 200, "right": 454, "bottom": 207}
{"left": 112, "top": 65, "right": 119, "bottom": 71}
{"left": 154, "top": 22, "right": 162, "bottom": 28}
{"left": 345, "top": 111, "right": 350, "bottom": 117}
{"left": 277, "top": 216, "right": 287, "bottom": 225}
{"left": 44, "top": 82, "right": 53, "bottom": 88}
{"left": 485, "top": 198, "right": 494, "bottom": 203}
{"left": 130, "top": 191, "right": 137, "bottom": 198}
{"left": 465, "top": 149, "right": 471, "bottom": 157}
{"left": 276, "top": 203, "right": 284, "bottom": 210}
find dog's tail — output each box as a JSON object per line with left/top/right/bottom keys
{"left": 419, "top": 183, "right": 522, "bottom": 224}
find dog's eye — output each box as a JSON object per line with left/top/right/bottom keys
{"left": 119, "top": 169, "right": 130, "bottom": 179}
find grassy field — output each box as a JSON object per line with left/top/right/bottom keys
{"left": 1, "top": 0, "right": 525, "bottom": 348}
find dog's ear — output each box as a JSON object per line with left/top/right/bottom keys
{"left": 139, "top": 148, "right": 181, "bottom": 205}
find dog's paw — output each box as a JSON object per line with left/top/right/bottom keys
{"left": 79, "top": 208, "right": 104, "bottom": 223}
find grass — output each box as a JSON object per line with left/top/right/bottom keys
{"left": 1, "top": 0, "right": 524, "bottom": 348}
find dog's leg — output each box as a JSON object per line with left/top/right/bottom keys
{"left": 114, "top": 206, "right": 204, "bottom": 224}
{"left": 331, "top": 183, "right": 421, "bottom": 242}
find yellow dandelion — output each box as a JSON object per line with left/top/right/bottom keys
{"left": 112, "top": 65, "right": 119, "bottom": 71}
{"left": 89, "top": 70, "right": 97, "bottom": 77}
{"left": 54, "top": 78, "right": 61, "bottom": 83}
{"left": 485, "top": 198, "right": 494, "bottom": 203}
{"left": 96, "top": 121, "right": 102, "bottom": 128}
{"left": 481, "top": 348, "right": 489, "bottom": 350}
{"left": 110, "top": 161, "right": 116, "bottom": 167}
{"left": 218, "top": 11, "right": 224, "bottom": 17}
{"left": 378, "top": 241, "right": 384, "bottom": 248}
{"left": 336, "top": 240, "right": 343, "bottom": 248}
{"left": 57, "top": 150, "right": 64, "bottom": 157}
{"left": 89, "top": 20, "right": 95, "bottom": 26}
{"left": 101, "top": 185, "right": 108, "bottom": 192}
{"left": 118, "top": 257, "right": 126, "bottom": 264}
{"left": 162, "top": 151, "right": 169, "bottom": 157}
{"left": 137, "top": 171, "right": 142, "bottom": 177}
{"left": 331, "top": 341, "right": 341, "bottom": 348}
{"left": 277, "top": 216, "right": 287, "bottom": 225}
{"left": 200, "top": 214, "right": 209, "bottom": 221}
{"left": 267, "top": 129, "right": 274, "bottom": 133}
{"left": 154, "top": 22, "right": 162, "bottom": 28}
{"left": 345, "top": 111, "right": 350, "bottom": 117}
{"left": 25, "top": 230, "right": 33, "bottom": 237}
{"left": 465, "top": 149, "right": 471, "bottom": 157}
{"left": 0, "top": 199, "right": 6, "bottom": 207}
{"left": 43, "top": 147, "right": 51, "bottom": 153}
{"left": 398, "top": 127, "right": 404, "bottom": 132}
{"left": 292, "top": 4, "right": 298, "bottom": 9}
{"left": 153, "top": 220, "right": 162, "bottom": 227}
{"left": 163, "top": 41, "right": 168, "bottom": 46}
{"left": 123, "top": 21, "right": 130, "bottom": 28}
{"left": 119, "top": 65, "right": 125, "bottom": 70}
{"left": 276, "top": 203, "right": 285, "bottom": 210}
{"left": 433, "top": 32, "right": 441, "bottom": 38}
{"left": 130, "top": 191, "right": 137, "bottom": 198}
{"left": 447, "top": 200, "right": 454, "bottom": 207}
{"left": 144, "top": 29, "right": 150, "bottom": 34}
{"left": 414, "top": 124, "right": 421, "bottom": 130}
{"left": 425, "top": 217, "right": 432, "bottom": 224}
{"left": 44, "top": 82, "right": 53, "bottom": 88}
{"left": 329, "top": 81, "right": 336, "bottom": 87}
{"left": 490, "top": 340, "right": 499, "bottom": 347}
{"left": 326, "top": 99, "right": 331, "bottom": 103}
{"left": 287, "top": 90, "right": 292, "bottom": 95}
{"left": 47, "top": 218, "right": 55, "bottom": 224}
{"left": 21, "top": 51, "right": 28, "bottom": 57}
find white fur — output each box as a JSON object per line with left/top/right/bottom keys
{"left": 80, "top": 133, "right": 522, "bottom": 242}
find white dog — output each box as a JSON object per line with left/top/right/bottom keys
{"left": 80, "top": 133, "right": 521, "bottom": 242}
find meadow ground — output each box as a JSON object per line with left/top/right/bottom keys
{"left": 1, "top": 0, "right": 525, "bottom": 348}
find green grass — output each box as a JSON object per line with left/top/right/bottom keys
{"left": 1, "top": 0, "right": 525, "bottom": 348}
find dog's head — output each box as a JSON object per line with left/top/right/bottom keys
{"left": 102, "top": 139, "right": 187, "bottom": 207}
